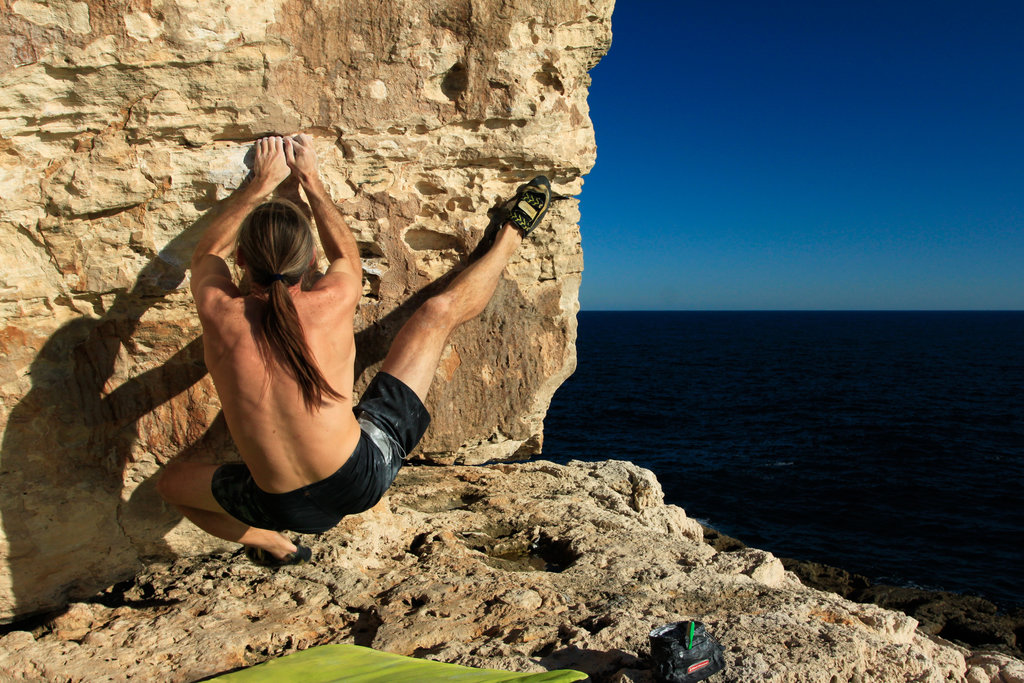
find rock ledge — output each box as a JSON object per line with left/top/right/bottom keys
{"left": 2, "top": 459, "right": 1020, "bottom": 683}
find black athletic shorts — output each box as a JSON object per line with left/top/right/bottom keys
{"left": 210, "top": 372, "right": 430, "bottom": 534}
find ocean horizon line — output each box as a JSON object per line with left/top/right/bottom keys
{"left": 577, "top": 308, "right": 1024, "bottom": 313}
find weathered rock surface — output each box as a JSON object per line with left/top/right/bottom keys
{"left": 706, "top": 527, "right": 1024, "bottom": 663}
{"left": 2, "top": 460, "right": 1020, "bottom": 682}
{"left": 782, "top": 558, "right": 1024, "bottom": 661}
{"left": 0, "top": 0, "right": 611, "bottom": 622}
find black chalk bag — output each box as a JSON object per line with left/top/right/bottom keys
{"left": 649, "top": 621, "right": 726, "bottom": 683}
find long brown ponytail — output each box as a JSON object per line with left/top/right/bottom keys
{"left": 237, "top": 200, "right": 343, "bottom": 410}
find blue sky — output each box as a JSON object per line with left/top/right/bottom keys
{"left": 578, "top": 1, "right": 1024, "bottom": 310}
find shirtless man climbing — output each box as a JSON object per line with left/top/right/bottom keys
{"left": 158, "top": 135, "right": 551, "bottom": 566}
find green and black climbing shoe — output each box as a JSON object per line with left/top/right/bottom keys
{"left": 506, "top": 175, "right": 552, "bottom": 237}
{"left": 245, "top": 543, "right": 312, "bottom": 568}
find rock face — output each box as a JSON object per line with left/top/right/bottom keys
{"left": 0, "top": 0, "right": 611, "bottom": 622}
{"left": 2, "top": 460, "right": 1021, "bottom": 683}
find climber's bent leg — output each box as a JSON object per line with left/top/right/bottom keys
{"left": 157, "top": 461, "right": 297, "bottom": 560}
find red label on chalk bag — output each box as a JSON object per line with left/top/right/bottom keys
{"left": 687, "top": 659, "right": 711, "bottom": 674}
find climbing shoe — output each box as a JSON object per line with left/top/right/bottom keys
{"left": 245, "top": 543, "right": 312, "bottom": 568}
{"left": 505, "top": 175, "right": 552, "bottom": 237}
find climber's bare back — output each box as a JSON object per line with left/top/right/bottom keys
{"left": 195, "top": 272, "right": 361, "bottom": 494}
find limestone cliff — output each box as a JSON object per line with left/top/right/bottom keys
{"left": 0, "top": 0, "right": 612, "bottom": 623}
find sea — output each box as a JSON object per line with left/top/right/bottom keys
{"left": 541, "top": 311, "right": 1024, "bottom": 610}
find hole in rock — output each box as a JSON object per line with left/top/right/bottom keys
{"left": 402, "top": 490, "right": 486, "bottom": 514}
{"left": 579, "top": 615, "right": 613, "bottom": 635}
{"left": 404, "top": 228, "right": 461, "bottom": 252}
{"left": 88, "top": 578, "right": 182, "bottom": 611}
{"left": 534, "top": 64, "right": 564, "bottom": 93}
{"left": 441, "top": 62, "right": 469, "bottom": 101}
{"left": 462, "top": 529, "right": 579, "bottom": 573}
{"left": 484, "top": 118, "right": 527, "bottom": 130}
{"left": 403, "top": 595, "right": 428, "bottom": 613}
{"left": 358, "top": 241, "right": 385, "bottom": 258}
{"left": 415, "top": 180, "right": 448, "bottom": 196}
{"left": 348, "top": 608, "right": 382, "bottom": 647}
{"left": 414, "top": 180, "right": 446, "bottom": 196}
{"left": 445, "top": 196, "right": 474, "bottom": 212}
{"left": 409, "top": 532, "right": 431, "bottom": 555}
{"left": 362, "top": 272, "right": 381, "bottom": 300}
{"left": 503, "top": 627, "right": 527, "bottom": 644}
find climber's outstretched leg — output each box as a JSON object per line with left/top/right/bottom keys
{"left": 380, "top": 176, "right": 552, "bottom": 402}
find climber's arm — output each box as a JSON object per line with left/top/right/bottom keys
{"left": 284, "top": 135, "right": 362, "bottom": 292}
{"left": 190, "top": 182, "right": 268, "bottom": 270}
{"left": 190, "top": 137, "right": 290, "bottom": 301}
{"left": 188, "top": 181, "right": 264, "bottom": 307}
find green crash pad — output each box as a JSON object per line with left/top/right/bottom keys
{"left": 212, "top": 643, "right": 588, "bottom": 682}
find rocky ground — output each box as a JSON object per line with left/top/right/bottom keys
{"left": 785, "top": 560, "right": 1024, "bottom": 661}
{"left": 1, "top": 459, "right": 1022, "bottom": 682}
{"left": 699, "top": 526, "right": 1024, "bottom": 662}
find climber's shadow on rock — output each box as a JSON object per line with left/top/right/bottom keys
{"left": 0, "top": 173, "right": 524, "bottom": 625}
{"left": 0, "top": 209, "right": 223, "bottom": 624}
{"left": 539, "top": 645, "right": 644, "bottom": 681}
